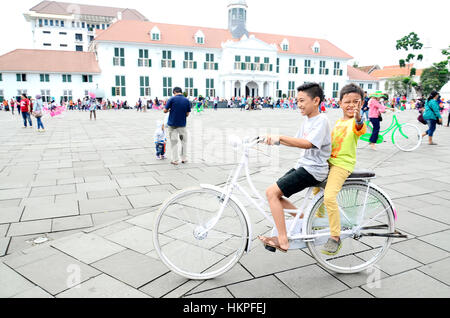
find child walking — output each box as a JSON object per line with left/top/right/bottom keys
{"left": 154, "top": 119, "right": 167, "bottom": 160}
{"left": 318, "top": 83, "right": 367, "bottom": 256}
{"left": 258, "top": 83, "right": 332, "bottom": 252}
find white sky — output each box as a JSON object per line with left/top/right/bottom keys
{"left": 1, "top": 0, "right": 449, "bottom": 67}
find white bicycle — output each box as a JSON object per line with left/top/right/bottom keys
{"left": 153, "top": 136, "right": 407, "bottom": 280}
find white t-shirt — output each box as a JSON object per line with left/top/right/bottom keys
{"left": 294, "top": 114, "right": 332, "bottom": 182}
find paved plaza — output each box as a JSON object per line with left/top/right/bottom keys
{"left": 0, "top": 108, "right": 449, "bottom": 298}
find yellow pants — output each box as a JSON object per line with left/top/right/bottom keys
{"left": 313, "top": 165, "right": 351, "bottom": 237}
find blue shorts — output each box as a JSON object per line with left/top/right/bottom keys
{"left": 426, "top": 119, "right": 437, "bottom": 137}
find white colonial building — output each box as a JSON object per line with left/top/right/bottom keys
{"left": 0, "top": 0, "right": 378, "bottom": 104}
{"left": 23, "top": 1, "right": 147, "bottom": 52}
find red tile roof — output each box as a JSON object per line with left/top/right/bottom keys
{"left": 0, "top": 49, "right": 101, "bottom": 73}
{"left": 371, "top": 64, "right": 423, "bottom": 78}
{"left": 95, "top": 20, "right": 353, "bottom": 59}
{"left": 30, "top": 1, "right": 148, "bottom": 21}
{"left": 347, "top": 66, "right": 379, "bottom": 81}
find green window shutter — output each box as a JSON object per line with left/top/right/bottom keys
{"left": 116, "top": 76, "right": 120, "bottom": 86}
{"left": 185, "top": 78, "right": 188, "bottom": 88}
{"left": 214, "top": 63, "right": 218, "bottom": 70}
{"left": 204, "top": 62, "right": 207, "bottom": 70}
{"left": 260, "top": 64, "right": 264, "bottom": 70}
{"left": 40, "top": 74, "right": 44, "bottom": 82}
{"left": 144, "top": 50, "right": 148, "bottom": 59}
{"left": 121, "top": 76, "right": 125, "bottom": 86}
{"left": 184, "top": 52, "right": 188, "bottom": 61}
{"left": 120, "top": 48, "right": 124, "bottom": 57}
{"left": 270, "top": 64, "right": 273, "bottom": 72}
{"left": 145, "top": 77, "right": 149, "bottom": 87}
{"left": 194, "top": 89, "right": 198, "bottom": 97}
{"left": 149, "top": 59, "right": 152, "bottom": 67}
{"left": 139, "top": 49, "right": 143, "bottom": 58}
{"left": 211, "top": 79, "right": 214, "bottom": 88}
{"left": 241, "top": 63, "right": 245, "bottom": 70}
{"left": 89, "top": 75, "right": 92, "bottom": 82}
{"left": 112, "top": 87, "right": 116, "bottom": 96}
{"left": 206, "top": 79, "right": 209, "bottom": 89}
{"left": 163, "top": 77, "right": 167, "bottom": 87}
{"left": 163, "top": 51, "right": 167, "bottom": 59}
{"left": 62, "top": 75, "right": 66, "bottom": 83}
{"left": 120, "top": 58, "right": 125, "bottom": 67}
{"left": 190, "top": 52, "right": 193, "bottom": 60}
{"left": 121, "top": 87, "right": 126, "bottom": 96}
{"left": 69, "top": 75, "right": 72, "bottom": 82}
{"left": 311, "top": 68, "right": 314, "bottom": 75}
{"left": 211, "top": 54, "right": 214, "bottom": 62}
{"left": 140, "top": 76, "right": 144, "bottom": 87}
{"left": 190, "top": 78, "right": 193, "bottom": 87}
{"left": 140, "top": 88, "right": 144, "bottom": 96}
{"left": 168, "top": 51, "right": 172, "bottom": 59}
{"left": 114, "top": 48, "right": 119, "bottom": 57}
{"left": 47, "top": 74, "right": 50, "bottom": 82}
{"left": 194, "top": 61, "right": 197, "bottom": 69}
{"left": 168, "top": 77, "right": 172, "bottom": 87}
{"left": 206, "top": 54, "right": 209, "bottom": 62}
{"left": 172, "top": 60, "right": 175, "bottom": 68}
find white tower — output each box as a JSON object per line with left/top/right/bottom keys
{"left": 228, "top": 0, "right": 248, "bottom": 39}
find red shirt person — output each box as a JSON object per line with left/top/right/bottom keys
{"left": 20, "top": 94, "right": 33, "bottom": 127}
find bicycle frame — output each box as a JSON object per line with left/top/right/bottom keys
{"left": 364, "top": 114, "right": 410, "bottom": 145}
{"left": 199, "top": 137, "right": 390, "bottom": 252}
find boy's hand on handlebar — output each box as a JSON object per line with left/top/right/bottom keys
{"left": 262, "top": 135, "right": 280, "bottom": 146}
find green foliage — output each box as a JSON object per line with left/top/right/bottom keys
{"left": 385, "top": 76, "right": 409, "bottom": 96}
{"left": 420, "top": 60, "right": 450, "bottom": 96}
{"left": 396, "top": 32, "right": 424, "bottom": 51}
{"left": 410, "top": 68, "right": 417, "bottom": 76}
{"left": 399, "top": 59, "right": 406, "bottom": 68}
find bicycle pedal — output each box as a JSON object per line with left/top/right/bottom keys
{"left": 265, "top": 245, "right": 276, "bottom": 253}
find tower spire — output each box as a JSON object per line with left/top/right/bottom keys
{"left": 228, "top": 0, "right": 248, "bottom": 39}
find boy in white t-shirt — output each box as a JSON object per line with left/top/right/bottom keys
{"left": 259, "top": 83, "right": 332, "bottom": 252}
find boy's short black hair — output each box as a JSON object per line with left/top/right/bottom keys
{"left": 297, "top": 82, "right": 324, "bottom": 105}
{"left": 173, "top": 87, "right": 183, "bottom": 94}
{"left": 339, "top": 84, "right": 365, "bottom": 101}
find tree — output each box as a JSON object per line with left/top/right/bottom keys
{"left": 385, "top": 76, "right": 409, "bottom": 97}
{"left": 420, "top": 60, "right": 450, "bottom": 97}
{"left": 352, "top": 61, "right": 359, "bottom": 68}
{"left": 396, "top": 32, "right": 424, "bottom": 98}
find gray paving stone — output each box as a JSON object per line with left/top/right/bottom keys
{"left": 4, "top": 246, "right": 59, "bottom": 269}
{"left": 419, "top": 230, "right": 450, "bottom": 252}
{"left": 227, "top": 275, "right": 298, "bottom": 298}
{"left": 116, "top": 176, "right": 160, "bottom": 188}
{"left": 139, "top": 271, "right": 189, "bottom": 298}
{"left": 418, "top": 257, "right": 450, "bottom": 286}
{"left": 0, "top": 224, "right": 9, "bottom": 237}
{"left": 79, "top": 196, "right": 132, "bottom": 215}
{"left": 326, "top": 287, "right": 374, "bottom": 298}
{"left": 76, "top": 181, "right": 119, "bottom": 193}
{"left": 0, "top": 262, "right": 36, "bottom": 298}
{"left": 391, "top": 239, "right": 449, "bottom": 264}
{"left": 239, "top": 246, "right": 316, "bottom": 278}
{"left": 105, "top": 226, "right": 154, "bottom": 254}
{"left": 29, "top": 184, "right": 76, "bottom": 198}
{"left": 408, "top": 205, "right": 450, "bottom": 225}
{"left": 185, "top": 288, "right": 234, "bottom": 298}
{"left": 358, "top": 248, "right": 422, "bottom": 276}
{"left": 92, "top": 249, "right": 169, "bottom": 288}
{"left": 90, "top": 210, "right": 130, "bottom": 227}
{"left": 12, "top": 286, "right": 54, "bottom": 298}
{"left": 361, "top": 269, "right": 450, "bottom": 298}
{"left": 14, "top": 252, "right": 100, "bottom": 296}
{"left": 276, "top": 264, "right": 349, "bottom": 298}
{"left": 0, "top": 207, "right": 24, "bottom": 224}
{"left": 89, "top": 221, "right": 135, "bottom": 237}
{"left": 117, "top": 187, "right": 149, "bottom": 196}
{"left": 7, "top": 220, "right": 52, "bottom": 237}
{"left": 56, "top": 274, "right": 150, "bottom": 298}
{"left": 21, "top": 201, "right": 79, "bottom": 221}
{"left": 0, "top": 199, "right": 21, "bottom": 208}
{"left": 52, "top": 215, "right": 93, "bottom": 232}
{"left": 126, "top": 212, "right": 157, "bottom": 230}
{"left": 86, "top": 189, "right": 119, "bottom": 200}
{"left": 51, "top": 233, "right": 126, "bottom": 264}
{"left": 0, "top": 237, "right": 11, "bottom": 256}
{"left": 0, "top": 188, "right": 30, "bottom": 201}
{"left": 127, "top": 192, "right": 169, "bottom": 208}
{"left": 395, "top": 210, "right": 448, "bottom": 237}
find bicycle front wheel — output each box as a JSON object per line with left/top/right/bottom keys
{"left": 153, "top": 187, "right": 249, "bottom": 280}
{"left": 393, "top": 124, "right": 422, "bottom": 152}
{"left": 306, "top": 182, "right": 395, "bottom": 274}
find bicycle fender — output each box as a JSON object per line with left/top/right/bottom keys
{"left": 200, "top": 184, "right": 253, "bottom": 253}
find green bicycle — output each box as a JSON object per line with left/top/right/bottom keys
{"left": 360, "top": 111, "right": 422, "bottom": 152}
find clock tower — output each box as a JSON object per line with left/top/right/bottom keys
{"left": 228, "top": 0, "right": 248, "bottom": 39}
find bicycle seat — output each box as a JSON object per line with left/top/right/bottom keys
{"left": 348, "top": 170, "right": 376, "bottom": 180}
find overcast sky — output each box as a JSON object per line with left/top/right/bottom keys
{"left": 1, "top": 0, "right": 448, "bottom": 67}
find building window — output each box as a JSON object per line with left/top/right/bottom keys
{"left": 76, "top": 46, "right": 83, "bottom": 51}
{"left": 62, "top": 90, "right": 73, "bottom": 102}
{"left": 183, "top": 52, "right": 197, "bottom": 69}
{"left": 261, "top": 57, "right": 273, "bottom": 72}
{"left": 314, "top": 47, "right": 320, "bottom": 53}
{"left": 0, "top": 73, "right": 3, "bottom": 81}
{"left": 152, "top": 33, "right": 160, "bottom": 41}
{"left": 138, "top": 49, "right": 152, "bottom": 67}
{"left": 234, "top": 55, "right": 242, "bottom": 70}
{"left": 112, "top": 76, "right": 126, "bottom": 97}
{"left": 55, "top": 20, "right": 59, "bottom": 27}
{"left": 16, "top": 74, "right": 27, "bottom": 82}
{"left": 289, "top": 59, "right": 298, "bottom": 74}
{"left": 320, "top": 82, "right": 325, "bottom": 90}
{"left": 304, "top": 60, "right": 314, "bottom": 75}
{"left": 82, "top": 22, "right": 85, "bottom": 28}
{"left": 17, "top": 90, "right": 28, "bottom": 100}
{"left": 62, "top": 74, "right": 72, "bottom": 83}
{"left": 333, "top": 83, "right": 339, "bottom": 98}
{"left": 75, "top": 34, "right": 83, "bottom": 41}
{"left": 61, "top": 20, "right": 64, "bottom": 27}
{"left": 206, "top": 78, "right": 215, "bottom": 97}
{"left": 319, "top": 61, "right": 329, "bottom": 75}
{"left": 38, "top": 19, "right": 43, "bottom": 27}
{"left": 40, "top": 74, "right": 50, "bottom": 82}
{"left": 140, "top": 76, "right": 151, "bottom": 97}
{"left": 89, "top": 36, "right": 94, "bottom": 42}
{"left": 44, "top": 19, "right": 48, "bottom": 26}
{"left": 196, "top": 37, "right": 204, "bottom": 44}
{"left": 82, "top": 75, "right": 93, "bottom": 83}
{"left": 50, "top": 20, "right": 54, "bottom": 26}
{"left": 113, "top": 48, "right": 125, "bottom": 66}
{"left": 368, "top": 84, "right": 373, "bottom": 90}
{"left": 162, "top": 50, "right": 175, "bottom": 68}
{"left": 102, "top": 24, "right": 105, "bottom": 30}
{"left": 205, "top": 53, "right": 218, "bottom": 70}
{"left": 185, "top": 77, "right": 197, "bottom": 97}
{"left": 288, "top": 81, "right": 296, "bottom": 98}
{"left": 43, "top": 43, "right": 51, "bottom": 47}
{"left": 333, "top": 62, "right": 343, "bottom": 76}
{"left": 360, "top": 83, "right": 364, "bottom": 89}
{"left": 41, "top": 90, "right": 51, "bottom": 103}
{"left": 163, "top": 77, "right": 172, "bottom": 97}
{"left": 276, "top": 81, "right": 282, "bottom": 98}
{"left": 0, "top": 90, "right": 4, "bottom": 103}
{"left": 276, "top": 58, "right": 280, "bottom": 73}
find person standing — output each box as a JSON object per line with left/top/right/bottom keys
{"left": 89, "top": 98, "right": 97, "bottom": 121}
{"left": 361, "top": 91, "right": 370, "bottom": 122}
{"left": 368, "top": 93, "right": 386, "bottom": 151}
{"left": 33, "top": 94, "right": 45, "bottom": 132}
{"left": 164, "top": 87, "right": 191, "bottom": 165}
{"left": 422, "top": 91, "right": 442, "bottom": 145}
{"left": 10, "top": 98, "right": 15, "bottom": 115}
{"left": 20, "top": 94, "right": 32, "bottom": 128}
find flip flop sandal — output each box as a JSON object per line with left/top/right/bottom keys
{"left": 258, "top": 236, "right": 288, "bottom": 253}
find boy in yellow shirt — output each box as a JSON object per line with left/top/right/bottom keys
{"left": 320, "top": 84, "right": 367, "bottom": 256}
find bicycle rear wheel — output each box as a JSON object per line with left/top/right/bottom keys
{"left": 306, "top": 182, "right": 395, "bottom": 274}
{"left": 153, "top": 187, "right": 249, "bottom": 280}
{"left": 393, "top": 124, "right": 422, "bottom": 152}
